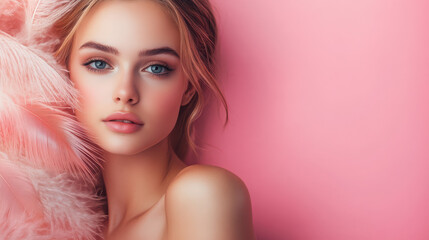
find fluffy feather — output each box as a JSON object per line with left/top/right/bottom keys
{"left": 0, "top": 0, "right": 107, "bottom": 239}
{"left": 0, "top": 0, "right": 81, "bottom": 51}
{"left": 0, "top": 0, "right": 103, "bottom": 184}
{"left": 0, "top": 152, "right": 107, "bottom": 240}
{"left": 0, "top": 32, "right": 79, "bottom": 109}
{"left": 0, "top": 152, "right": 44, "bottom": 218}
{"left": 22, "top": 0, "right": 81, "bottom": 51}
{"left": 0, "top": 93, "right": 103, "bottom": 184}
{"left": 0, "top": 0, "right": 24, "bottom": 37}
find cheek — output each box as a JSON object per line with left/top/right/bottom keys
{"left": 78, "top": 84, "right": 106, "bottom": 107}
{"left": 77, "top": 92, "right": 101, "bottom": 122}
{"left": 74, "top": 89, "right": 96, "bottom": 128}
{"left": 70, "top": 70, "right": 107, "bottom": 125}
{"left": 145, "top": 85, "right": 184, "bottom": 127}
{"left": 74, "top": 86, "right": 109, "bottom": 144}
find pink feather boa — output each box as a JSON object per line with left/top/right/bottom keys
{"left": 0, "top": 0, "right": 107, "bottom": 239}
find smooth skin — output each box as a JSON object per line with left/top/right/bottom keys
{"left": 67, "top": 0, "right": 255, "bottom": 239}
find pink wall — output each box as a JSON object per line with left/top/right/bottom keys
{"left": 185, "top": 0, "right": 429, "bottom": 239}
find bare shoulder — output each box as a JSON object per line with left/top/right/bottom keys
{"left": 165, "top": 164, "right": 256, "bottom": 240}
{"left": 166, "top": 164, "right": 251, "bottom": 213}
{"left": 167, "top": 164, "right": 249, "bottom": 197}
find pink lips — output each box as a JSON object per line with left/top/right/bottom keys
{"left": 102, "top": 112, "right": 143, "bottom": 133}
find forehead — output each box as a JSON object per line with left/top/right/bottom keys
{"left": 73, "top": 0, "right": 179, "bottom": 55}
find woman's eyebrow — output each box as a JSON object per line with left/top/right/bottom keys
{"left": 79, "top": 41, "right": 179, "bottom": 58}
{"left": 139, "top": 47, "right": 179, "bottom": 59}
{"left": 79, "top": 41, "right": 118, "bottom": 55}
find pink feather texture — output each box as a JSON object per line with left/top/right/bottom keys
{"left": 0, "top": 93, "right": 103, "bottom": 183}
{"left": 0, "top": 152, "right": 44, "bottom": 218}
{"left": 0, "top": 30, "right": 79, "bottom": 109}
{"left": 0, "top": 0, "right": 107, "bottom": 239}
{"left": 0, "top": 154, "right": 107, "bottom": 240}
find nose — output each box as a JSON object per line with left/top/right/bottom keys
{"left": 113, "top": 70, "right": 139, "bottom": 105}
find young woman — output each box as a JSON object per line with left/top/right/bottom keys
{"left": 54, "top": 0, "right": 256, "bottom": 239}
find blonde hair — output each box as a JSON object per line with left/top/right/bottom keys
{"left": 53, "top": 0, "right": 228, "bottom": 159}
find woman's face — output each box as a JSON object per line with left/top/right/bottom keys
{"left": 68, "top": 0, "right": 192, "bottom": 155}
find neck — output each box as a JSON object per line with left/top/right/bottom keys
{"left": 102, "top": 138, "right": 187, "bottom": 232}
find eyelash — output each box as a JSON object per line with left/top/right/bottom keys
{"left": 82, "top": 58, "right": 173, "bottom": 76}
{"left": 83, "top": 59, "right": 112, "bottom": 73}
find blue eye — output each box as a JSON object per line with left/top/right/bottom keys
{"left": 145, "top": 64, "right": 171, "bottom": 75}
{"left": 83, "top": 59, "right": 112, "bottom": 72}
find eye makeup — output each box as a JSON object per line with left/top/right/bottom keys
{"left": 82, "top": 57, "right": 175, "bottom": 78}
{"left": 83, "top": 58, "right": 113, "bottom": 73}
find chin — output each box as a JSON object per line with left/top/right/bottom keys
{"left": 99, "top": 135, "right": 166, "bottom": 156}
{"left": 97, "top": 139, "right": 143, "bottom": 156}
{"left": 103, "top": 145, "right": 145, "bottom": 156}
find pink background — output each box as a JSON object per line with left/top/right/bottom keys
{"left": 185, "top": 0, "right": 429, "bottom": 240}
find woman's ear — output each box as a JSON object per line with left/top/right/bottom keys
{"left": 181, "top": 83, "right": 196, "bottom": 106}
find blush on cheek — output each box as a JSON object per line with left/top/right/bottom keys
{"left": 74, "top": 84, "right": 105, "bottom": 128}
{"left": 147, "top": 89, "right": 183, "bottom": 127}
{"left": 159, "top": 91, "right": 183, "bottom": 113}
{"left": 78, "top": 81, "right": 108, "bottom": 108}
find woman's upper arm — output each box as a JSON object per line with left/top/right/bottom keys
{"left": 165, "top": 165, "right": 256, "bottom": 240}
